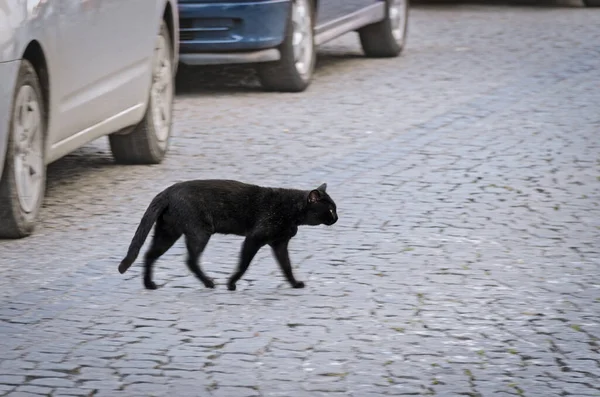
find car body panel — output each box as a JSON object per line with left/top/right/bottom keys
{"left": 316, "top": 0, "right": 380, "bottom": 25}
{"left": 178, "top": 0, "right": 291, "bottom": 52}
{"left": 49, "top": 0, "right": 177, "bottom": 161}
{"left": 0, "top": 59, "right": 19, "bottom": 179}
{"left": 314, "top": 1, "right": 384, "bottom": 46}
{"left": 0, "top": 0, "right": 55, "bottom": 179}
{"left": 178, "top": 0, "right": 387, "bottom": 66}
{"left": 0, "top": 0, "right": 179, "bottom": 175}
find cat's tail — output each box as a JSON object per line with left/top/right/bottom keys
{"left": 118, "top": 192, "right": 168, "bottom": 274}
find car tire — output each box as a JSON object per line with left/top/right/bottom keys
{"left": 0, "top": 60, "right": 47, "bottom": 239}
{"left": 359, "top": 0, "right": 409, "bottom": 58}
{"left": 256, "top": 0, "right": 316, "bottom": 93}
{"left": 109, "top": 21, "right": 174, "bottom": 165}
{"left": 582, "top": 0, "right": 600, "bottom": 6}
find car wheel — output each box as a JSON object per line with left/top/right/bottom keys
{"left": 0, "top": 60, "right": 47, "bottom": 239}
{"left": 109, "top": 21, "right": 174, "bottom": 165}
{"left": 256, "top": 0, "right": 316, "bottom": 92}
{"left": 359, "top": 0, "right": 409, "bottom": 58}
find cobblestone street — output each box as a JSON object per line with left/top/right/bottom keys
{"left": 1, "top": 4, "right": 600, "bottom": 397}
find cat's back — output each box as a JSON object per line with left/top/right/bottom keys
{"left": 179, "top": 179, "right": 260, "bottom": 194}
{"left": 165, "top": 179, "right": 262, "bottom": 214}
{"left": 168, "top": 179, "right": 258, "bottom": 196}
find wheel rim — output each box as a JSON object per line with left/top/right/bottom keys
{"left": 150, "top": 34, "right": 173, "bottom": 145}
{"left": 389, "top": 0, "right": 407, "bottom": 44}
{"left": 291, "top": 0, "right": 313, "bottom": 77}
{"left": 13, "top": 84, "right": 44, "bottom": 214}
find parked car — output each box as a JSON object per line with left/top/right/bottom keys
{"left": 178, "top": 0, "right": 409, "bottom": 92}
{"left": 0, "top": 0, "right": 179, "bottom": 239}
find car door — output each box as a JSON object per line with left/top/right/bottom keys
{"left": 315, "top": 0, "right": 344, "bottom": 27}
{"left": 51, "top": 0, "right": 109, "bottom": 144}
{"left": 341, "top": 0, "right": 380, "bottom": 15}
{"left": 51, "top": 0, "right": 158, "bottom": 145}
{"left": 94, "top": 0, "right": 159, "bottom": 121}
{"left": 315, "top": 0, "right": 379, "bottom": 29}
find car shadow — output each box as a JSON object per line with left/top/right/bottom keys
{"left": 175, "top": 63, "right": 262, "bottom": 96}
{"left": 43, "top": 144, "right": 118, "bottom": 198}
{"left": 174, "top": 48, "right": 368, "bottom": 96}
{"left": 315, "top": 49, "right": 366, "bottom": 70}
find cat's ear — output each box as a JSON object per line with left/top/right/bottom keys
{"left": 317, "top": 183, "right": 327, "bottom": 192}
{"left": 308, "top": 189, "right": 321, "bottom": 204}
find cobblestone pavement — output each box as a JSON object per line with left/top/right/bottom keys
{"left": 1, "top": 4, "right": 600, "bottom": 397}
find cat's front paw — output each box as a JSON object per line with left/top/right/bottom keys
{"left": 144, "top": 281, "right": 158, "bottom": 290}
{"left": 227, "top": 282, "right": 237, "bottom": 291}
{"left": 292, "top": 281, "right": 305, "bottom": 289}
{"left": 203, "top": 278, "right": 216, "bottom": 289}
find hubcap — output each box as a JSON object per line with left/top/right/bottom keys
{"left": 291, "top": 0, "right": 313, "bottom": 76}
{"left": 13, "top": 84, "right": 44, "bottom": 214}
{"left": 389, "top": 0, "right": 407, "bottom": 44}
{"left": 150, "top": 34, "right": 173, "bottom": 145}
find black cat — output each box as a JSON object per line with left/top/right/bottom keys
{"left": 117, "top": 180, "right": 338, "bottom": 291}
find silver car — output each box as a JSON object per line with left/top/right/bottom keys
{"left": 0, "top": 0, "right": 179, "bottom": 239}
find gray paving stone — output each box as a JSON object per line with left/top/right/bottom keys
{"left": 79, "top": 379, "right": 123, "bottom": 391}
{"left": 110, "top": 360, "right": 158, "bottom": 369}
{"left": 91, "top": 392, "right": 131, "bottom": 397}
{"left": 29, "top": 378, "right": 75, "bottom": 388}
{"left": 0, "top": 376, "right": 24, "bottom": 386}
{"left": 0, "top": 385, "right": 16, "bottom": 395}
{"left": 210, "top": 386, "right": 261, "bottom": 397}
{"left": 210, "top": 372, "right": 260, "bottom": 388}
{"left": 122, "top": 374, "right": 167, "bottom": 385}
{"left": 114, "top": 367, "right": 163, "bottom": 377}
{"left": 52, "top": 388, "right": 96, "bottom": 396}
{"left": 21, "top": 370, "right": 69, "bottom": 378}
{"left": 0, "top": 361, "right": 35, "bottom": 371}
{"left": 122, "top": 382, "right": 169, "bottom": 396}
{"left": 12, "top": 385, "right": 52, "bottom": 395}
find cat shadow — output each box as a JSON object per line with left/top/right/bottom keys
{"left": 174, "top": 50, "right": 367, "bottom": 96}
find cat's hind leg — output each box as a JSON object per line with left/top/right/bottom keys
{"left": 144, "top": 220, "right": 181, "bottom": 290}
{"left": 269, "top": 238, "right": 305, "bottom": 289}
{"left": 227, "top": 237, "right": 263, "bottom": 291}
{"left": 184, "top": 232, "right": 215, "bottom": 289}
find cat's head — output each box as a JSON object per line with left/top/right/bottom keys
{"left": 305, "top": 183, "right": 338, "bottom": 226}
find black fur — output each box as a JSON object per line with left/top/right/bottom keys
{"left": 118, "top": 179, "right": 338, "bottom": 290}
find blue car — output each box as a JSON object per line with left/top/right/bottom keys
{"left": 178, "top": 0, "right": 409, "bottom": 92}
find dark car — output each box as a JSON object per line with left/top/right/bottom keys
{"left": 178, "top": 0, "right": 409, "bottom": 92}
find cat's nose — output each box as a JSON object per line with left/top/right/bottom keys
{"left": 331, "top": 213, "right": 338, "bottom": 224}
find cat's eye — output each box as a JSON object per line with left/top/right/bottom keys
{"left": 329, "top": 209, "right": 335, "bottom": 216}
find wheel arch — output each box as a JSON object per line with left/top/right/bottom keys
{"left": 0, "top": 40, "right": 50, "bottom": 180}
{"left": 163, "top": 1, "right": 179, "bottom": 75}
{"left": 22, "top": 41, "right": 50, "bottom": 133}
